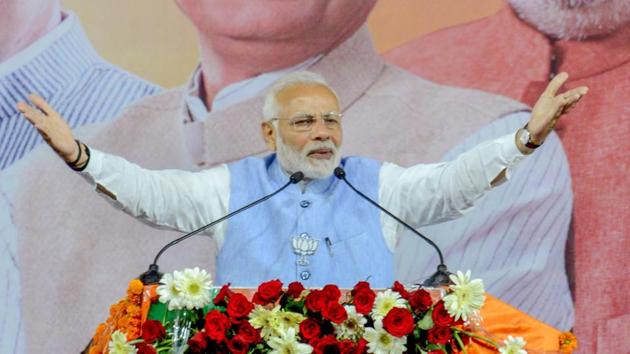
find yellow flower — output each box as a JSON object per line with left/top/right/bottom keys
{"left": 108, "top": 330, "right": 137, "bottom": 354}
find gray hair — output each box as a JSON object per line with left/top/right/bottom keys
{"left": 262, "top": 71, "right": 339, "bottom": 122}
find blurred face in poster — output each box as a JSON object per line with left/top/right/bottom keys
{"left": 0, "top": 0, "right": 61, "bottom": 61}
{"left": 175, "top": 0, "right": 376, "bottom": 71}
{"left": 508, "top": 0, "right": 630, "bottom": 39}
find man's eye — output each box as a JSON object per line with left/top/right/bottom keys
{"left": 293, "top": 118, "right": 314, "bottom": 127}
{"left": 324, "top": 118, "right": 340, "bottom": 125}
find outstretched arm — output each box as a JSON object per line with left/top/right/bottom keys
{"left": 16, "top": 94, "right": 230, "bottom": 234}
{"left": 380, "top": 72, "right": 587, "bottom": 229}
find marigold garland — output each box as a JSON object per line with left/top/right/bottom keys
{"left": 87, "top": 279, "right": 144, "bottom": 353}
{"left": 559, "top": 331, "right": 577, "bottom": 353}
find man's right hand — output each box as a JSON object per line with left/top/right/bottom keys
{"left": 16, "top": 94, "right": 82, "bottom": 164}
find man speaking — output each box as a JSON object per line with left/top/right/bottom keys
{"left": 16, "top": 71, "right": 586, "bottom": 287}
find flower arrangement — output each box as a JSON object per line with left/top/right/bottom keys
{"left": 88, "top": 268, "right": 571, "bottom": 354}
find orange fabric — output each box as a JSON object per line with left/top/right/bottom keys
{"left": 470, "top": 294, "right": 570, "bottom": 353}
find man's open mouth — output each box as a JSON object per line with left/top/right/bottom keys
{"left": 307, "top": 148, "right": 334, "bottom": 160}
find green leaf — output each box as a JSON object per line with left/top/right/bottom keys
{"left": 426, "top": 343, "right": 447, "bottom": 353}
{"left": 147, "top": 302, "right": 167, "bottom": 322}
{"left": 454, "top": 331, "right": 468, "bottom": 354}
{"left": 417, "top": 310, "right": 434, "bottom": 330}
{"left": 202, "top": 288, "right": 223, "bottom": 315}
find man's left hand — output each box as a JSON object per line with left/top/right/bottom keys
{"left": 527, "top": 72, "right": 588, "bottom": 144}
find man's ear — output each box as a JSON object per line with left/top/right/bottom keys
{"left": 261, "top": 121, "right": 277, "bottom": 151}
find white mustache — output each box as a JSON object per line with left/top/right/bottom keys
{"left": 303, "top": 141, "right": 337, "bottom": 157}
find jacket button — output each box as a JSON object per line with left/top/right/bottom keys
{"left": 300, "top": 200, "right": 311, "bottom": 208}
{"left": 300, "top": 270, "right": 311, "bottom": 280}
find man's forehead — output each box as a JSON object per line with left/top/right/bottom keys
{"left": 276, "top": 83, "right": 338, "bottom": 107}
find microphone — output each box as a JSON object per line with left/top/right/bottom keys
{"left": 333, "top": 167, "right": 451, "bottom": 287}
{"left": 139, "top": 171, "right": 305, "bottom": 284}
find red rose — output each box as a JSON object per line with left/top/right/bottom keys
{"left": 255, "top": 279, "right": 283, "bottom": 304}
{"left": 141, "top": 320, "right": 166, "bottom": 343}
{"left": 355, "top": 338, "right": 368, "bottom": 354}
{"left": 382, "top": 307, "right": 415, "bottom": 337}
{"left": 187, "top": 331, "right": 208, "bottom": 353}
{"left": 237, "top": 321, "right": 261, "bottom": 344}
{"left": 322, "top": 284, "right": 342, "bottom": 302}
{"left": 299, "top": 318, "right": 321, "bottom": 340}
{"left": 135, "top": 342, "right": 157, "bottom": 354}
{"left": 351, "top": 281, "right": 371, "bottom": 296}
{"left": 213, "top": 283, "right": 233, "bottom": 306}
{"left": 408, "top": 289, "right": 433, "bottom": 314}
{"left": 227, "top": 293, "right": 254, "bottom": 319}
{"left": 287, "top": 281, "right": 306, "bottom": 298}
{"left": 204, "top": 310, "right": 231, "bottom": 342}
{"left": 392, "top": 281, "right": 409, "bottom": 300}
{"left": 353, "top": 288, "right": 376, "bottom": 315}
{"left": 227, "top": 335, "right": 250, "bottom": 354}
{"left": 339, "top": 339, "right": 355, "bottom": 354}
{"left": 431, "top": 301, "right": 455, "bottom": 327}
{"left": 252, "top": 292, "right": 265, "bottom": 305}
{"left": 427, "top": 325, "right": 452, "bottom": 345}
{"left": 305, "top": 290, "right": 325, "bottom": 313}
{"left": 314, "top": 335, "right": 340, "bottom": 354}
{"left": 322, "top": 301, "right": 348, "bottom": 324}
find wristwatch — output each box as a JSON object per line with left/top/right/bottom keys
{"left": 518, "top": 124, "right": 542, "bottom": 149}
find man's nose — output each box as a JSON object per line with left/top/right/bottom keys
{"left": 310, "top": 118, "right": 331, "bottom": 141}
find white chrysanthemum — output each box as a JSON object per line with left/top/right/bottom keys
{"left": 156, "top": 272, "right": 183, "bottom": 311}
{"left": 175, "top": 267, "right": 213, "bottom": 309}
{"left": 250, "top": 305, "right": 283, "bottom": 340}
{"left": 334, "top": 305, "right": 367, "bottom": 340}
{"left": 443, "top": 270, "right": 485, "bottom": 321}
{"left": 278, "top": 311, "right": 306, "bottom": 333}
{"left": 499, "top": 336, "right": 527, "bottom": 354}
{"left": 108, "top": 330, "right": 137, "bottom": 354}
{"left": 267, "top": 327, "right": 313, "bottom": 354}
{"left": 371, "top": 289, "right": 406, "bottom": 321}
{"left": 363, "top": 319, "right": 406, "bottom": 354}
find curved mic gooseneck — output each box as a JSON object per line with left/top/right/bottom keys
{"left": 333, "top": 167, "right": 451, "bottom": 287}
{"left": 140, "top": 171, "right": 304, "bottom": 284}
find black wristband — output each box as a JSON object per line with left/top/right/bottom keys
{"left": 69, "top": 142, "right": 91, "bottom": 172}
{"left": 66, "top": 139, "right": 82, "bottom": 166}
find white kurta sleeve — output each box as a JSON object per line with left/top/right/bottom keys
{"left": 379, "top": 131, "right": 526, "bottom": 240}
{"left": 79, "top": 149, "right": 230, "bottom": 235}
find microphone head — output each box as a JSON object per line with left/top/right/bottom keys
{"left": 334, "top": 167, "right": 345, "bottom": 179}
{"left": 290, "top": 171, "right": 304, "bottom": 184}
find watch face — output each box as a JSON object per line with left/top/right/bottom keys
{"left": 519, "top": 129, "right": 530, "bottom": 145}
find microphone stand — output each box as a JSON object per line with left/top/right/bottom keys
{"left": 139, "top": 171, "right": 304, "bottom": 284}
{"left": 333, "top": 167, "right": 452, "bottom": 287}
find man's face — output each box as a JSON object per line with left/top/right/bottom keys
{"left": 509, "top": 0, "right": 630, "bottom": 39}
{"left": 263, "top": 84, "right": 342, "bottom": 179}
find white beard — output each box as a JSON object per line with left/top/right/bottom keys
{"left": 508, "top": 0, "right": 630, "bottom": 39}
{"left": 275, "top": 135, "right": 341, "bottom": 180}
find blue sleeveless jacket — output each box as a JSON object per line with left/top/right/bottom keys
{"left": 216, "top": 154, "right": 394, "bottom": 288}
